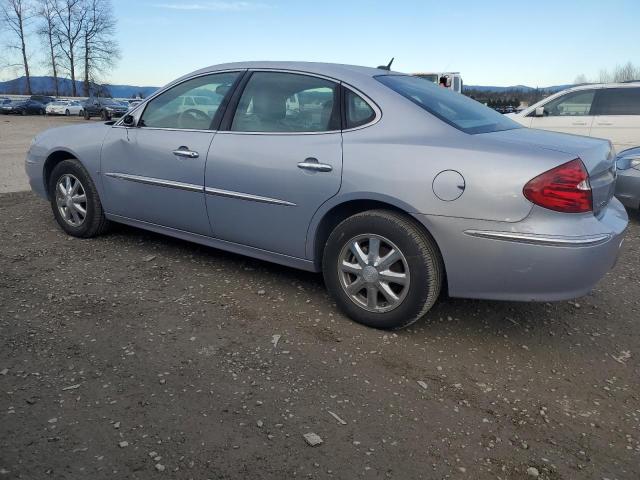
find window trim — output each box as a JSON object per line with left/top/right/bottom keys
{"left": 113, "top": 69, "right": 246, "bottom": 132}
{"left": 219, "top": 68, "right": 381, "bottom": 135}
{"left": 223, "top": 69, "right": 343, "bottom": 135}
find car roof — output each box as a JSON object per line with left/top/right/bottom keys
{"left": 181, "top": 61, "right": 398, "bottom": 85}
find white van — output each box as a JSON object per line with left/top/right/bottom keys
{"left": 508, "top": 82, "right": 640, "bottom": 153}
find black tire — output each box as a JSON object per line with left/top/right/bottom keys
{"left": 21, "top": 109, "right": 27, "bottom": 116}
{"left": 323, "top": 210, "right": 443, "bottom": 330}
{"left": 48, "top": 159, "right": 110, "bottom": 238}
{"left": 79, "top": 109, "right": 84, "bottom": 117}
{"left": 65, "top": 109, "right": 70, "bottom": 116}
{"left": 100, "top": 110, "right": 108, "bottom": 121}
{"left": 84, "top": 110, "right": 90, "bottom": 120}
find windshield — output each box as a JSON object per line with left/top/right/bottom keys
{"left": 376, "top": 75, "right": 521, "bottom": 134}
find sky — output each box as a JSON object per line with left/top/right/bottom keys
{"left": 3, "top": 0, "right": 640, "bottom": 87}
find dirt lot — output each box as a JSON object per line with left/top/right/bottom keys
{"left": 0, "top": 115, "right": 87, "bottom": 193}
{"left": 0, "top": 190, "right": 638, "bottom": 479}
{"left": 0, "top": 115, "right": 639, "bottom": 479}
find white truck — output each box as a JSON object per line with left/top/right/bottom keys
{"left": 412, "top": 72, "right": 463, "bottom": 93}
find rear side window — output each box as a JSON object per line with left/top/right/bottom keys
{"left": 595, "top": 88, "right": 640, "bottom": 115}
{"left": 232, "top": 72, "right": 340, "bottom": 133}
{"left": 376, "top": 75, "right": 520, "bottom": 134}
{"left": 537, "top": 90, "right": 595, "bottom": 117}
{"left": 345, "top": 90, "right": 375, "bottom": 128}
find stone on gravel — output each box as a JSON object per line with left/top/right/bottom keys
{"left": 118, "top": 441, "right": 129, "bottom": 448}
{"left": 142, "top": 254, "right": 156, "bottom": 262}
{"left": 526, "top": 466, "right": 539, "bottom": 478}
{"left": 0, "top": 368, "right": 8, "bottom": 376}
{"left": 155, "top": 463, "right": 165, "bottom": 472}
{"left": 417, "top": 380, "right": 428, "bottom": 390}
{"left": 303, "top": 432, "right": 323, "bottom": 446}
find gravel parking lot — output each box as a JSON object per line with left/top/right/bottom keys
{"left": 1, "top": 116, "right": 639, "bottom": 479}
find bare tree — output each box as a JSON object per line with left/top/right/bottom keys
{"left": 52, "top": 0, "right": 85, "bottom": 96}
{"left": 1, "top": 0, "right": 34, "bottom": 94}
{"left": 80, "top": 0, "right": 119, "bottom": 96}
{"left": 598, "top": 68, "right": 612, "bottom": 84}
{"left": 573, "top": 74, "right": 588, "bottom": 85}
{"left": 613, "top": 62, "right": 639, "bottom": 82}
{"left": 36, "top": 0, "right": 60, "bottom": 96}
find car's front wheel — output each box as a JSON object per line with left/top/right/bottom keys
{"left": 323, "top": 210, "right": 443, "bottom": 329}
{"left": 84, "top": 110, "right": 90, "bottom": 120}
{"left": 65, "top": 109, "right": 70, "bottom": 116}
{"left": 48, "top": 159, "right": 110, "bottom": 238}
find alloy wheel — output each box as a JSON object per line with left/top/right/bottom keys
{"left": 337, "top": 234, "right": 410, "bottom": 313}
{"left": 55, "top": 174, "right": 88, "bottom": 227}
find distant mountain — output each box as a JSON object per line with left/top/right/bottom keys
{"left": 0, "top": 76, "right": 159, "bottom": 98}
{"left": 464, "top": 84, "right": 572, "bottom": 93}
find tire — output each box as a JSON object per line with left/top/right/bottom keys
{"left": 100, "top": 110, "right": 107, "bottom": 121}
{"left": 84, "top": 110, "right": 90, "bottom": 120}
{"left": 48, "top": 159, "right": 110, "bottom": 238}
{"left": 65, "top": 109, "right": 70, "bottom": 116}
{"left": 323, "top": 210, "right": 443, "bottom": 330}
{"left": 79, "top": 110, "right": 84, "bottom": 117}
{"left": 21, "top": 110, "right": 27, "bottom": 116}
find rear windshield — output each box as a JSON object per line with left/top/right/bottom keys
{"left": 376, "top": 75, "right": 521, "bottom": 134}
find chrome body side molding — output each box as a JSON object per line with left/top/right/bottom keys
{"left": 463, "top": 229, "right": 612, "bottom": 247}
{"left": 104, "top": 172, "right": 203, "bottom": 193}
{"left": 204, "top": 186, "right": 296, "bottom": 206}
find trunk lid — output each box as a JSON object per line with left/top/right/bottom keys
{"left": 483, "top": 128, "right": 616, "bottom": 216}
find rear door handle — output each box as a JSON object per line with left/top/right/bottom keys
{"left": 572, "top": 121, "right": 587, "bottom": 126}
{"left": 172, "top": 146, "right": 199, "bottom": 159}
{"left": 596, "top": 122, "right": 613, "bottom": 126}
{"left": 297, "top": 158, "right": 332, "bottom": 172}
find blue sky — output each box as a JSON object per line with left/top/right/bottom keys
{"left": 5, "top": 0, "right": 640, "bottom": 87}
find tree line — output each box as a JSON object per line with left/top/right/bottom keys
{"left": 574, "top": 62, "right": 639, "bottom": 85}
{"left": 0, "top": 0, "right": 120, "bottom": 97}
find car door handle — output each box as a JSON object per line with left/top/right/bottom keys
{"left": 596, "top": 122, "right": 613, "bottom": 126}
{"left": 297, "top": 158, "right": 332, "bottom": 172}
{"left": 571, "top": 121, "right": 587, "bottom": 126}
{"left": 172, "top": 147, "right": 199, "bottom": 159}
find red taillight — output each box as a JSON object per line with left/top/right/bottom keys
{"left": 523, "top": 159, "right": 592, "bottom": 213}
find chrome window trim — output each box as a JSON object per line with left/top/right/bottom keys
{"left": 227, "top": 69, "right": 381, "bottom": 135}
{"left": 104, "top": 172, "right": 203, "bottom": 193}
{"left": 464, "top": 230, "right": 611, "bottom": 247}
{"left": 204, "top": 186, "right": 296, "bottom": 206}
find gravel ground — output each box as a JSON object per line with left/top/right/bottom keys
{"left": 0, "top": 191, "right": 638, "bottom": 479}
{"left": 0, "top": 115, "right": 87, "bottom": 193}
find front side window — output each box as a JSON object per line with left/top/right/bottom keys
{"left": 538, "top": 90, "right": 595, "bottom": 117}
{"left": 594, "top": 88, "right": 640, "bottom": 115}
{"left": 231, "top": 72, "right": 339, "bottom": 133}
{"left": 376, "top": 75, "right": 520, "bottom": 134}
{"left": 140, "top": 72, "right": 239, "bottom": 130}
{"left": 345, "top": 90, "right": 375, "bottom": 128}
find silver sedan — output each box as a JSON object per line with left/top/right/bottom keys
{"left": 616, "top": 147, "right": 640, "bottom": 209}
{"left": 25, "top": 62, "right": 628, "bottom": 329}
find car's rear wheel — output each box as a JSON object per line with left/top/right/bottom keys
{"left": 65, "top": 109, "right": 70, "bottom": 116}
{"left": 100, "top": 110, "right": 108, "bottom": 121}
{"left": 21, "top": 110, "right": 27, "bottom": 116}
{"left": 48, "top": 159, "right": 110, "bottom": 238}
{"left": 323, "top": 210, "right": 443, "bottom": 329}
{"left": 84, "top": 110, "right": 90, "bottom": 120}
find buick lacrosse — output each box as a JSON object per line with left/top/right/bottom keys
{"left": 26, "top": 62, "right": 628, "bottom": 329}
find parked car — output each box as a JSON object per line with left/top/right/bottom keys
{"left": 508, "top": 82, "right": 640, "bottom": 153}
{"left": 1, "top": 99, "right": 45, "bottom": 115}
{"left": 83, "top": 98, "right": 128, "bottom": 120}
{"left": 46, "top": 100, "right": 85, "bottom": 116}
{"left": 25, "top": 62, "right": 627, "bottom": 329}
{"left": 615, "top": 147, "right": 640, "bottom": 209}
{"left": 30, "top": 95, "right": 55, "bottom": 105}
{"left": 0, "top": 97, "right": 10, "bottom": 105}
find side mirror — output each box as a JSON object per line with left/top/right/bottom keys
{"left": 534, "top": 107, "right": 545, "bottom": 117}
{"left": 122, "top": 114, "right": 135, "bottom": 127}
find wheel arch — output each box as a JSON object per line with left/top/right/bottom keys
{"left": 307, "top": 194, "right": 447, "bottom": 284}
{"left": 43, "top": 149, "right": 80, "bottom": 198}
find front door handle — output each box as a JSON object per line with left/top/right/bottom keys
{"left": 572, "top": 121, "right": 587, "bottom": 126}
{"left": 596, "top": 122, "right": 613, "bottom": 126}
{"left": 297, "top": 157, "right": 332, "bottom": 172}
{"left": 172, "top": 146, "right": 199, "bottom": 159}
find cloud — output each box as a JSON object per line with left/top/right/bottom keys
{"left": 153, "top": 1, "right": 268, "bottom": 11}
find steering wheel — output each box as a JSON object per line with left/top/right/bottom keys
{"left": 178, "top": 108, "right": 210, "bottom": 129}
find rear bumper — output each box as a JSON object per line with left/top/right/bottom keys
{"left": 414, "top": 199, "right": 628, "bottom": 301}
{"left": 615, "top": 168, "right": 640, "bottom": 209}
